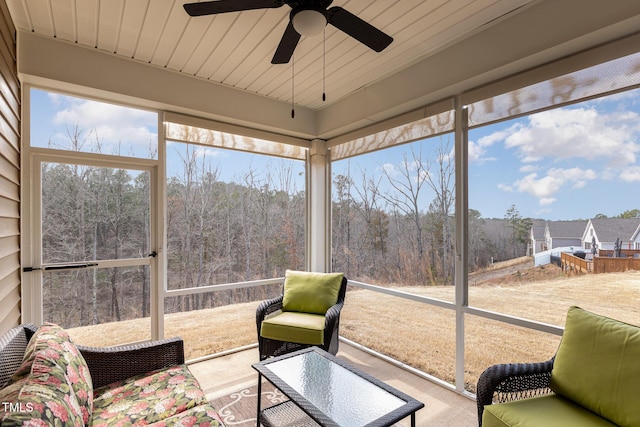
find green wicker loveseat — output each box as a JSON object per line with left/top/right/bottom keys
{"left": 476, "top": 306, "right": 640, "bottom": 427}
{"left": 0, "top": 322, "right": 225, "bottom": 426}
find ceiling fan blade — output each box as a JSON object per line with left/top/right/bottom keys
{"left": 271, "top": 22, "right": 301, "bottom": 64}
{"left": 184, "top": 0, "right": 284, "bottom": 17}
{"left": 327, "top": 6, "right": 393, "bottom": 52}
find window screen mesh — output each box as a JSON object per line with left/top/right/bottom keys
{"left": 467, "top": 51, "right": 640, "bottom": 128}
{"left": 330, "top": 109, "right": 454, "bottom": 161}
{"left": 164, "top": 120, "right": 307, "bottom": 160}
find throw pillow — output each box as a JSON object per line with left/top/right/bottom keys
{"left": 282, "top": 270, "right": 344, "bottom": 315}
{"left": 550, "top": 306, "right": 640, "bottom": 427}
{"left": 1, "top": 323, "right": 94, "bottom": 425}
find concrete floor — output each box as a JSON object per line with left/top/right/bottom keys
{"left": 188, "top": 342, "right": 478, "bottom": 427}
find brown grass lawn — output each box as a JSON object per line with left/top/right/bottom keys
{"left": 68, "top": 266, "right": 640, "bottom": 393}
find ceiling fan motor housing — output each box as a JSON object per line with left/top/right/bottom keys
{"left": 290, "top": 7, "right": 328, "bottom": 37}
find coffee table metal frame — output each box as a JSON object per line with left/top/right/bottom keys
{"left": 252, "top": 346, "right": 424, "bottom": 427}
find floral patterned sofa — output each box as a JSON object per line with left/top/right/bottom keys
{"left": 0, "top": 323, "right": 226, "bottom": 426}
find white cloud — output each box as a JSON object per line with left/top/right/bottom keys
{"left": 519, "top": 164, "right": 538, "bottom": 173}
{"left": 468, "top": 140, "right": 496, "bottom": 164}
{"left": 511, "top": 167, "right": 597, "bottom": 205}
{"left": 620, "top": 166, "right": 640, "bottom": 182}
{"left": 482, "top": 105, "right": 640, "bottom": 209}
{"left": 539, "top": 197, "right": 556, "bottom": 206}
{"left": 51, "top": 97, "right": 157, "bottom": 150}
{"left": 504, "top": 107, "right": 640, "bottom": 167}
{"left": 468, "top": 127, "right": 517, "bottom": 164}
{"left": 497, "top": 183, "right": 513, "bottom": 192}
{"left": 514, "top": 173, "right": 562, "bottom": 199}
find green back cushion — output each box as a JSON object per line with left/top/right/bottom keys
{"left": 550, "top": 306, "right": 640, "bottom": 426}
{"left": 282, "top": 270, "right": 343, "bottom": 315}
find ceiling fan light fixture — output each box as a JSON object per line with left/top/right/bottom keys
{"left": 292, "top": 9, "right": 327, "bottom": 37}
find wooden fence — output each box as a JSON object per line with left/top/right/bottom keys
{"left": 599, "top": 249, "right": 640, "bottom": 258}
{"left": 561, "top": 252, "right": 640, "bottom": 274}
{"left": 593, "top": 256, "right": 640, "bottom": 274}
{"left": 561, "top": 252, "right": 591, "bottom": 273}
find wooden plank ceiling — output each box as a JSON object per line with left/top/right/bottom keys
{"left": 7, "top": 0, "right": 534, "bottom": 110}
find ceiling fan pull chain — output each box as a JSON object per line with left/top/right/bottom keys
{"left": 322, "top": 26, "right": 326, "bottom": 102}
{"left": 291, "top": 54, "right": 295, "bottom": 119}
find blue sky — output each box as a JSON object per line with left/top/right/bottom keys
{"left": 468, "top": 89, "right": 640, "bottom": 219}
{"left": 30, "top": 87, "right": 640, "bottom": 221}
{"left": 30, "top": 89, "right": 158, "bottom": 159}
{"left": 333, "top": 89, "right": 640, "bottom": 220}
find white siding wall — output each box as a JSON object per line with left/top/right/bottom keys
{"left": 0, "top": 0, "right": 20, "bottom": 334}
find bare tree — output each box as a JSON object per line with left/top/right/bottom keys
{"left": 423, "top": 138, "right": 455, "bottom": 284}
{"left": 332, "top": 172, "right": 354, "bottom": 273}
{"left": 380, "top": 146, "right": 431, "bottom": 283}
{"left": 351, "top": 169, "right": 387, "bottom": 277}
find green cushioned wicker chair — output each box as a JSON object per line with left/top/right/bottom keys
{"left": 476, "top": 306, "right": 640, "bottom": 427}
{"left": 256, "top": 270, "right": 347, "bottom": 360}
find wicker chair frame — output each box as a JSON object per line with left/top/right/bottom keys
{"left": 475, "top": 357, "right": 555, "bottom": 426}
{"left": 256, "top": 276, "right": 347, "bottom": 361}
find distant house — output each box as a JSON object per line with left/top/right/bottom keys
{"left": 632, "top": 224, "right": 640, "bottom": 250}
{"left": 530, "top": 218, "right": 640, "bottom": 266}
{"left": 529, "top": 221, "right": 547, "bottom": 255}
{"left": 544, "top": 220, "right": 587, "bottom": 251}
{"left": 582, "top": 218, "right": 640, "bottom": 251}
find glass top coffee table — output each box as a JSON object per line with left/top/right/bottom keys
{"left": 252, "top": 347, "right": 424, "bottom": 427}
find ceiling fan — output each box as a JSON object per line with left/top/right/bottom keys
{"left": 183, "top": 0, "right": 394, "bottom": 64}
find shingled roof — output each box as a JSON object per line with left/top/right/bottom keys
{"left": 590, "top": 218, "right": 640, "bottom": 242}
{"left": 546, "top": 220, "right": 588, "bottom": 239}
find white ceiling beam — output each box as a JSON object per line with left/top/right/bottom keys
{"left": 17, "top": 31, "right": 318, "bottom": 140}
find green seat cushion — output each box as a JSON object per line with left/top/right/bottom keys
{"left": 282, "top": 270, "right": 343, "bottom": 315}
{"left": 260, "top": 312, "right": 326, "bottom": 345}
{"left": 482, "top": 394, "right": 618, "bottom": 427}
{"left": 550, "top": 306, "right": 640, "bottom": 426}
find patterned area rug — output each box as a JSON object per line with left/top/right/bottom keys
{"left": 211, "top": 384, "right": 407, "bottom": 427}
{"left": 210, "top": 383, "right": 288, "bottom": 426}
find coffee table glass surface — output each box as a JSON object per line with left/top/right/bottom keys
{"left": 253, "top": 347, "right": 424, "bottom": 427}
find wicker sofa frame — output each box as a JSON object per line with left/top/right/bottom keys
{"left": 1, "top": 323, "right": 227, "bottom": 426}
{"left": 256, "top": 276, "right": 347, "bottom": 360}
{"left": 475, "top": 357, "right": 555, "bottom": 426}
{"left": 1, "top": 323, "right": 186, "bottom": 390}
{"left": 76, "top": 336, "right": 186, "bottom": 389}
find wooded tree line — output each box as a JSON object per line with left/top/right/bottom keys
{"left": 41, "top": 140, "right": 528, "bottom": 329}
{"left": 331, "top": 143, "right": 530, "bottom": 286}
{"left": 164, "top": 145, "right": 305, "bottom": 314}
{"left": 41, "top": 146, "right": 306, "bottom": 329}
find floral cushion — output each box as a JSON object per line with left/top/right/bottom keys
{"left": 91, "top": 364, "right": 210, "bottom": 426}
{"left": 146, "top": 403, "right": 225, "bottom": 427}
{"left": 0, "top": 323, "right": 93, "bottom": 426}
